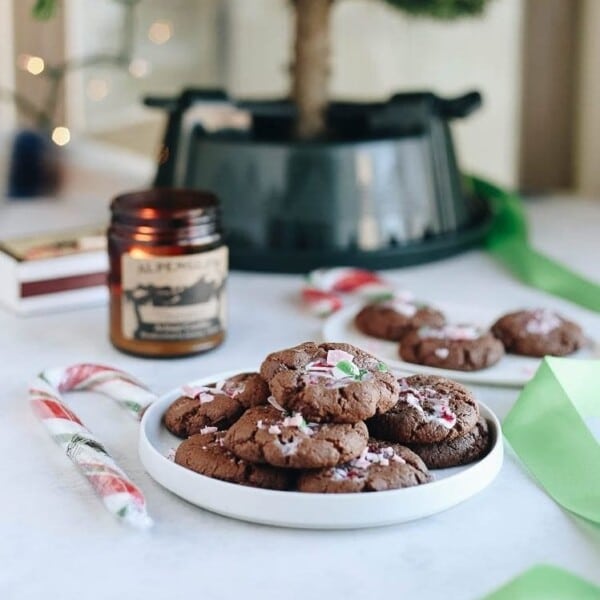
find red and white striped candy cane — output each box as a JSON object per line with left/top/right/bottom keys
{"left": 29, "top": 364, "right": 158, "bottom": 529}
{"left": 303, "top": 268, "right": 394, "bottom": 317}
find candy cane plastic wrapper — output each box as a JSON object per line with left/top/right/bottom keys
{"left": 303, "top": 268, "right": 395, "bottom": 317}
{"left": 29, "top": 364, "right": 158, "bottom": 530}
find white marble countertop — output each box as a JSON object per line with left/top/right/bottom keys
{"left": 1, "top": 144, "right": 599, "bottom": 599}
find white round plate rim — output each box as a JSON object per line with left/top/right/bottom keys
{"left": 321, "top": 303, "right": 597, "bottom": 388}
{"left": 139, "top": 369, "right": 504, "bottom": 529}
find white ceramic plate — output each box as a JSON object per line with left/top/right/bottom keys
{"left": 139, "top": 370, "right": 504, "bottom": 529}
{"left": 322, "top": 303, "right": 598, "bottom": 388}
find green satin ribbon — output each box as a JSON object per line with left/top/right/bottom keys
{"left": 461, "top": 183, "right": 600, "bottom": 598}
{"left": 484, "top": 565, "right": 600, "bottom": 599}
{"left": 496, "top": 359, "right": 600, "bottom": 598}
{"left": 467, "top": 177, "right": 600, "bottom": 313}
{"left": 503, "top": 357, "right": 600, "bottom": 524}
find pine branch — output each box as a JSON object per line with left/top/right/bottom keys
{"left": 382, "top": 0, "right": 491, "bottom": 19}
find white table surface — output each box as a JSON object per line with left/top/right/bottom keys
{"left": 1, "top": 144, "right": 599, "bottom": 599}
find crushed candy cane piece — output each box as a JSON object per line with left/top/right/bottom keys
{"left": 200, "top": 426, "right": 218, "bottom": 434}
{"left": 267, "top": 395, "right": 286, "bottom": 412}
{"left": 275, "top": 437, "right": 300, "bottom": 456}
{"left": 282, "top": 413, "right": 305, "bottom": 428}
{"left": 380, "top": 293, "right": 418, "bottom": 317}
{"left": 181, "top": 385, "right": 215, "bottom": 403}
{"left": 326, "top": 349, "right": 354, "bottom": 365}
{"left": 419, "top": 324, "right": 481, "bottom": 341}
{"left": 268, "top": 424, "right": 282, "bottom": 435}
{"left": 221, "top": 379, "right": 245, "bottom": 399}
{"left": 305, "top": 351, "right": 368, "bottom": 386}
{"left": 398, "top": 379, "right": 457, "bottom": 429}
{"left": 525, "top": 309, "right": 561, "bottom": 335}
{"left": 334, "top": 445, "right": 405, "bottom": 477}
{"left": 332, "top": 360, "right": 360, "bottom": 380}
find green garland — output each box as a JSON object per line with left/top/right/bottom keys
{"left": 382, "top": 0, "right": 491, "bottom": 18}
{"left": 33, "top": 0, "right": 57, "bottom": 20}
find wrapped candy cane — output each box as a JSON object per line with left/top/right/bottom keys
{"left": 303, "top": 268, "right": 395, "bottom": 317}
{"left": 301, "top": 288, "right": 344, "bottom": 317}
{"left": 29, "top": 364, "right": 157, "bottom": 530}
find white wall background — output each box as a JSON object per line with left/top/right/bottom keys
{"left": 225, "top": 0, "right": 524, "bottom": 187}
{"left": 576, "top": 0, "right": 600, "bottom": 197}
{"left": 1, "top": 0, "right": 524, "bottom": 187}
{"left": 0, "top": 0, "right": 16, "bottom": 127}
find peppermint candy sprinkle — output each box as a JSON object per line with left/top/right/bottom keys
{"left": 419, "top": 324, "right": 481, "bottom": 341}
{"left": 219, "top": 379, "right": 246, "bottom": 399}
{"left": 331, "top": 446, "right": 405, "bottom": 480}
{"left": 524, "top": 309, "right": 561, "bottom": 335}
{"left": 181, "top": 385, "right": 215, "bottom": 404}
{"left": 258, "top": 412, "right": 317, "bottom": 436}
{"left": 305, "top": 349, "right": 371, "bottom": 387}
{"left": 200, "top": 426, "right": 218, "bottom": 435}
{"left": 381, "top": 291, "right": 418, "bottom": 317}
{"left": 398, "top": 380, "right": 457, "bottom": 429}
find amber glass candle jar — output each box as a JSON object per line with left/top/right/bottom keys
{"left": 108, "top": 189, "right": 227, "bottom": 358}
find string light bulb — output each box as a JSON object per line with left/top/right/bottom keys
{"left": 18, "top": 54, "right": 45, "bottom": 75}
{"left": 128, "top": 58, "right": 151, "bottom": 79}
{"left": 148, "top": 20, "right": 173, "bottom": 45}
{"left": 86, "top": 78, "right": 109, "bottom": 101}
{"left": 51, "top": 126, "right": 71, "bottom": 146}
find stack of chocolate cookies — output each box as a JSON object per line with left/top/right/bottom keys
{"left": 167, "top": 342, "right": 437, "bottom": 493}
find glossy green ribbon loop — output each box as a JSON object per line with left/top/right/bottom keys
{"left": 468, "top": 176, "right": 600, "bottom": 313}
{"left": 503, "top": 357, "right": 600, "bottom": 524}
{"left": 484, "top": 565, "right": 600, "bottom": 599}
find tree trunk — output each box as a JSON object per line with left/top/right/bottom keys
{"left": 291, "top": 0, "right": 333, "bottom": 139}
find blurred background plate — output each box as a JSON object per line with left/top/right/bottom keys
{"left": 322, "top": 303, "right": 599, "bottom": 387}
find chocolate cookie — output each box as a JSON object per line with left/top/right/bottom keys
{"left": 163, "top": 385, "right": 244, "bottom": 438}
{"left": 408, "top": 417, "right": 491, "bottom": 469}
{"left": 297, "top": 439, "right": 432, "bottom": 493}
{"left": 399, "top": 324, "right": 504, "bottom": 371}
{"left": 175, "top": 431, "right": 291, "bottom": 490}
{"left": 260, "top": 342, "right": 398, "bottom": 423}
{"left": 223, "top": 405, "right": 368, "bottom": 469}
{"left": 211, "top": 372, "right": 270, "bottom": 408}
{"left": 355, "top": 296, "right": 445, "bottom": 341}
{"left": 491, "top": 309, "right": 584, "bottom": 357}
{"left": 367, "top": 375, "right": 479, "bottom": 444}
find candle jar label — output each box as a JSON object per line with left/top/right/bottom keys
{"left": 121, "top": 247, "right": 227, "bottom": 341}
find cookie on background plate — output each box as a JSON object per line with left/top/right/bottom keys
{"left": 223, "top": 405, "right": 368, "bottom": 469}
{"left": 408, "top": 417, "right": 491, "bottom": 470}
{"left": 174, "top": 431, "right": 291, "bottom": 490}
{"left": 164, "top": 386, "right": 244, "bottom": 438}
{"left": 399, "top": 324, "right": 504, "bottom": 371}
{"left": 260, "top": 342, "right": 398, "bottom": 423}
{"left": 491, "top": 309, "right": 584, "bottom": 357}
{"left": 297, "top": 439, "right": 432, "bottom": 493}
{"left": 354, "top": 294, "right": 445, "bottom": 341}
{"left": 367, "top": 374, "right": 479, "bottom": 445}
